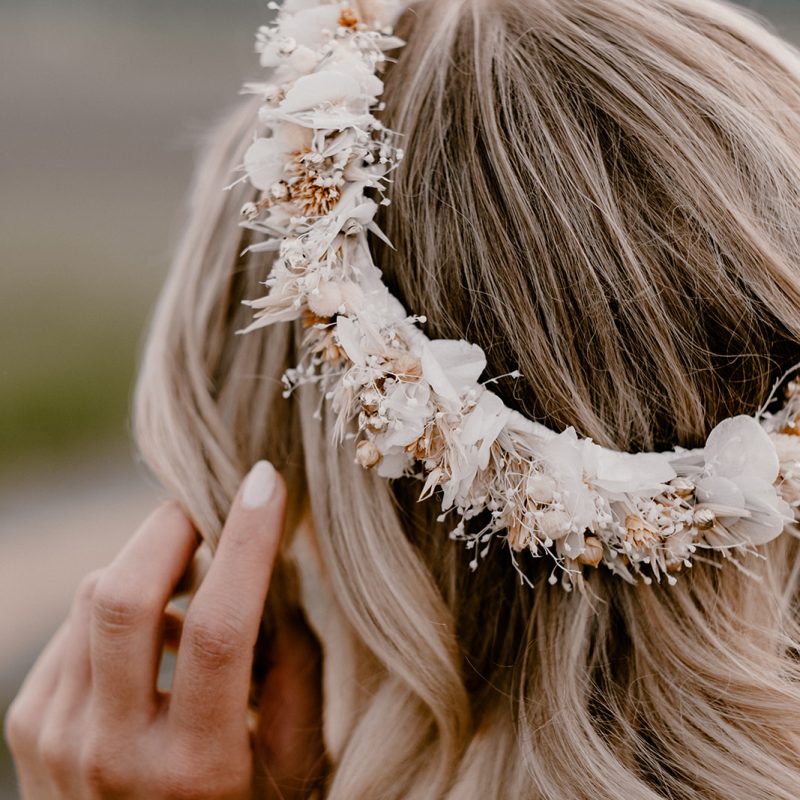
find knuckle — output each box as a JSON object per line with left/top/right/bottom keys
{"left": 92, "top": 579, "right": 155, "bottom": 634}
{"left": 159, "top": 501, "right": 194, "bottom": 534}
{"left": 183, "top": 614, "right": 247, "bottom": 671}
{"left": 39, "top": 728, "right": 72, "bottom": 779}
{"left": 75, "top": 570, "right": 103, "bottom": 605}
{"left": 80, "top": 741, "right": 129, "bottom": 794}
{"left": 4, "top": 699, "right": 34, "bottom": 754}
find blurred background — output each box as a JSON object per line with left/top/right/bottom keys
{"left": 1, "top": 0, "right": 799, "bottom": 796}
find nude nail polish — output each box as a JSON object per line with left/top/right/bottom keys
{"left": 241, "top": 460, "right": 277, "bottom": 509}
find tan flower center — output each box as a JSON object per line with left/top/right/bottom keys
{"left": 782, "top": 419, "right": 800, "bottom": 436}
{"left": 290, "top": 149, "right": 343, "bottom": 217}
{"left": 339, "top": 7, "right": 360, "bottom": 30}
{"left": 624, "top": 514, "right": 660, "bottom": 548}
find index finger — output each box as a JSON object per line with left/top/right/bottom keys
{"left": 170, "top": 461, "right": 286, "bottom": 738}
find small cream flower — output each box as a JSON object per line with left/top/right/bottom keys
{"left": 577, "top": 536, "right": 604, "bottom": 568}
{"left": 356, "top": 440, "right": 382, "bottom": 469}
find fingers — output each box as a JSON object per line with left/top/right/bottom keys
{"left": 6, "top": 482, "right": 289, "bottom": 800}
{"left": 4, "top": 622, "right": 70, "bottom": 765}
{"left": 56, "top": 570, "right": 101, "bottom": 698}
{"left": 171, "top": 461, "right": 287, "bottom": 739}
{"left": 5, "top": 575, "right": 97, "bottom": 800}
{"left": 89, "top": 502, "right": 198, "bottom": 722}
{"left": 37, "top": 572, "right": 101, "bottom": 795}
{"left": 8, "top": 623, "right": 70, "bottom": 723}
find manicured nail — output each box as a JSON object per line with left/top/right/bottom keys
{"left": 241, "top": 461, "right": 277, "bottom": 509}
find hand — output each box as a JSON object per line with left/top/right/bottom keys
{"left": 4, "top": 461, "right": 326, "bottom": 799}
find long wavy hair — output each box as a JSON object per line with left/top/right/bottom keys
{"left": 134, "top": 0, "right": 800, "bottom": 797}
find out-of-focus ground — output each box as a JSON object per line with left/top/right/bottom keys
{"left": 1, "top": 0, "right": 799, "bottom": 797}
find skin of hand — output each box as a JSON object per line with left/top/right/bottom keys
{"left": 4, "top": 460, "right": 326, "bottom": 800}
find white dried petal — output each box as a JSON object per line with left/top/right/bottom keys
{"left": 356, "top": 440, "right": 382, "bottom": 469}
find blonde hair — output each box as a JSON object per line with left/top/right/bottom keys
{"left": 134, "top": 0, "right": 800, "bottom": 796}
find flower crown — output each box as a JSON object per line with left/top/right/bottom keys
{"left": 236, "top": 0, "right": 800, "bottom": 589}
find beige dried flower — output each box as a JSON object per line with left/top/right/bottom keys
{"left": 339, "top": 6, "right": 360, "bottom": 30}
{"left": 268, "top": 181, "right": 289, "bottom": 202}
{"left": 412, "top": 423, "right": 446, "bottom": 462}
{"left": 625, "top": 514, "right": 660, "bottom": 548}
{"left": 577, "top": 536, "right": 604, "bottom": 568}
{"left": 668, "top": 477, "right": 695, "bottom": 500}
{"left": 360, "top": 389, "right": 382, "bottom": 415}
{"left": 538, "top": 508, "right": 572, "bottom": 540}
{"left": 309, "top": 328, "right": 343, "bottom": 364}
{"left": 526, "top": 472, "right": 557, "bottom": 504}
{"left": 241, "top": 201, "right": 260, "bottom": 221}
{"left": 321, "top": 341, "right": 342, "bottom": 363}
{"left": 782, "top": 419, "right": 800, "bottom": 436}
{"left": 693, "top": 508, "right": 716, "bottom": 530}
{"left": 356, "top": 440, "right": 382, "bottom": 469}
{"left": 302, "top": 310, "right": 331, "bottom": 328}
{"left": 295, "top": 179, "right": 340, "bottom": 217}
{"left": 391, "top": 353, "right": 422, "bottom": 382}
{"left": 289, "top": 149, "right": 342, "bottom": 217}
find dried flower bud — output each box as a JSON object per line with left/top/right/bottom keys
{"left": 526, "top": 473, "right": 557, "bottom": 504}
{"left": 782, "top": 419, "right": 800, "bottom": 436}
{"left": 538, "top": 508, "right": 571, "bottom": 540}
{"left": 241, "top": 201, "right": 259, "bottom": 221}
{"left": 412, "top": 425, "right": 445, "bottom": 461}
{"left": 356, "top": 440, "right": 381, "bottom": 469}
{"left": 343, "top": 219, "right": 364, "bottom": 236}
{"left": 366, "top": 415, "right": 387, "bottom": 432}
{"left": 278, "top": 36, "right": 297, "bottom": 54}
{"left": 302, "top": 310, "right": 330, "bottom": 329}
{"left": 339, "top": 7, "right": 360, "bottom": 30}
{"left": 309, "top": 281, "right": 344, "bottom": 318}
{"left": 321, "top": 342, "right": 342, "bottom": 363}
{"left": 625, "top": 514, "right": 659, "bottom": 548}
{"left": 392, "top": 353, "right": 422, "bottom": 381}
{"left": 625, "top": 514, "right": 644, "bottom": 532}
{"left": 269, "top": 181, "right": 289, "bottom": 201}
{"left": 577, "top": 536, "right": 604, "bottom": 568}
{"left": 361, "top": 389, "right": 382, "bottom": 415}
{"left": 409, "top": 434, "right": 428, "bottom": 460}
{"left": 668, "top": 477, "right": 695, "bottom": 499}
{"left": 693, "top": 508, "right": 716, "bottom": 530}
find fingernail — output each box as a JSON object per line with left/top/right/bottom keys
{"left": 241, "top": 461, "right": 277, "bottom": 509}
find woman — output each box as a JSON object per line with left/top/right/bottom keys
{"left": 7, "top": 0, "right": 800, "bottom": 797}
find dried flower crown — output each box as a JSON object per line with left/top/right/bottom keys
{"left": 236, "top": 0, "right": 800, "bottom": 589}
